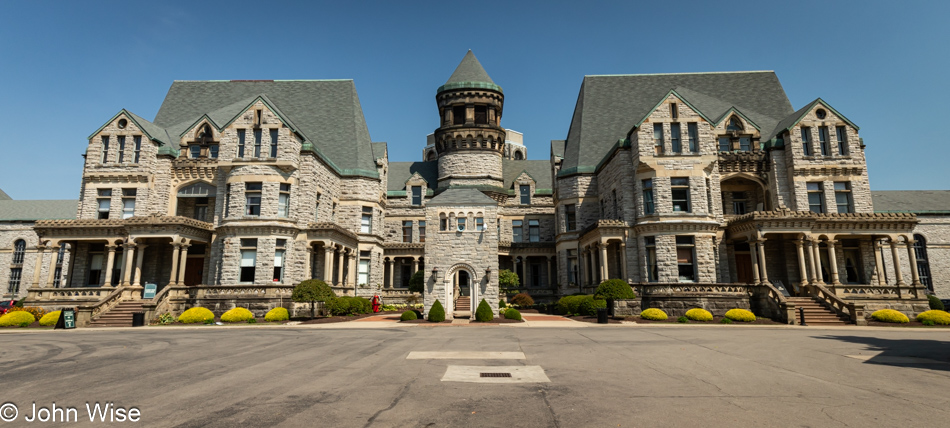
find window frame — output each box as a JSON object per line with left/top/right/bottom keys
{"left": 913, "top": 234, "right": 933, "bottom": 291}
{"left": 520, "top": 185, "right": 531, "bottom": 205}
{"left": 653, "top": 123, "right": 664, "bottom": 155}
{"left": 269, "top": 129, "right": 278, "bottom": 158}
{"left": 565, "top": 204, "right": 577, "bottom": 231}
{"left": 642, "top": 179, "right": 655, "bottom": 215}
{"left": 97, "top": 189, "right": 112, "bottom": 219}
{"left": 687, "top": 122, "right": 698, "bottom": 153}
{"left": 237, "top": 129, "right": 246, "bottom": 158}
{"left": 272, "top": 239, "right": 286, "bottom": 283}
{"left": 245, "top": 182, "right": 262, "bottom": 216}
{"left": 361, "top": 207, "right": 373, "bottom": 234}
{"left": 402, "top": 221, "right": 413, "bottom": 243}
{"left": 278, "top": 183, "right": 291, "bottom": 218}
{"left": 671, "top": 177, "right": 691, "bottom": 213}
{"left": 835, "top": 126, "right": 848, "bottom": 156}
{"left": 240, "top": 238, "right": 257, "bottom": 283}
{"left": 411, "top": 186, "right": 422, "bottom": 206}
{"left": 645, "top": 236, "right": 658, "bottom": 282}
{"left": 512, "top": 219, "right": 523, "bottom": 242}
{"left": 818, "top": 126, "right": 830, "bottom": 156}
{"left": 11, "top": 240, "right": 26, "bottom": 265}
{"left": 117, "top": 136, "right": 126, "bottom": 163}
{"left": 675, "top": 236, "right": 696, "bottom": 282}
{"left": 670, "top": 122, "right": 682, "bottom": 153}
{"left": 528, "top": 219, "right": 540, "bottom": 242}
{"left": 834, "top": 182, "right": 853, "bottom": 214}
{"left": 419, "top": 220, "right": 426, "bottom": 243}
{"left": 801, "top": 127, "right": 812, "bottom": 156}
{"left": 121, "top": 188, "right": 136, "bottom": 219}
{"left": 133, "top": 136, "right": 142, "bottom": 163}
{"left": 807, "top": 182, "right": 825, "bottom": 213}
{"left": 253, "top": 129, "right": 262, "bottom": 158}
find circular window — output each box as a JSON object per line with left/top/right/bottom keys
{"left": 117, "top": 119, "right": 128, "bottom": 129}
{"left": 815, "top": 109, "right": 827, "bottom": 119}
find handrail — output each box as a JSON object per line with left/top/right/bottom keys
{"left": 808, "top": 284, "right": 866, "bottom": 325}
{"left": 759, "top": 282, "right": 795, "bottom": 324}
{"left": 75, "top": 285, "right": 134, "bottom": 327}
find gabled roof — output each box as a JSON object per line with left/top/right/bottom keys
{"left": 503, "top": 160, "right": 552, "bottom": 191}
{"left": 437, "top": 50, "right": 502, "bottom": 94}
{"left": 0, "top": 188, "right": 10, "bottom": 200}
{"left": 153, "top": 80, "right": 377, "bottom": 177}
{"left": 88, "top": 110, "right": 173, "bottom": 146}
{"left": 0, "top": 200, "right": 77, "bottom": 221}
{"left": 766, "top": 98, "right": 860, "bottom": 140}
{"left": 427, "top": 188, "right": 497, "bottom": 206}
{"left": 872, "top": 190, "right": 950, "bottom": 214}
{"left": 387, "top": 161, "right": 439, "bottom": 191}
{"left": 562, "top": 71, "right": 793, "bottom": 175}
{"left": 551, "top": 140, "right": 566, "bottom": 158}
{"left": 371, "top": 142, "right": 387, "bottom": 160}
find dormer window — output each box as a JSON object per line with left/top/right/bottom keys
{"left": 727, "top": 116, "right": 744, "bottom": 132}
{"left": 719, "top": 116, "right": 753, "bottom": 152}
{"left": 187, "top": 124, "right": 218, "bottom": 159}
{"left": 474, "top": 105, "right": 487, "bottom": 124}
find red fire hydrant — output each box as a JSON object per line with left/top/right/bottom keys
{"left": 372, "top": 294, "right": 381, "bottom": 313}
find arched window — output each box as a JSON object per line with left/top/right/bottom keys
{"left": 514, "top": 151, "right": 523, "bottom": 160}
{"left": 913, "top": 234, "right": 933, "bottom": 291}
{"left": 727, "top": 116, "right": 744, "bottom": 132}
{"left": 12, "top": 240, "right": 26, "bottom": 265}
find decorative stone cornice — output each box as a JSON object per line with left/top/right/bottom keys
{"left": 82, "top": 172, "right": 150, "bottom": 183}
{"left": 792, "top": 166, "right": 864, "bottom": 177}
{"left": 726, "top": 209, "right": 918, "bottom": 235}
{"left": 633, "top": 221, "right": 721, "bottom": 234}
{"left": 172, "top": 160, "right": 218, "bottom": 183}
{"left": 717, "top": 151, "right": 768, "bottom": 175}
{"left": 35, "top": 215, "right": 214, "bottom": 241}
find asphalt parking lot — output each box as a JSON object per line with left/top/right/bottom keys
{"left": 2, "top": 325, "right": 948, "bottom": 427}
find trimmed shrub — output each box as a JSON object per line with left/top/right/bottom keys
{"left": 725, "top": 309, "right": 756, "bottom": 322}
{"left": 685, "top": 308, "right": 713, "bottom": 322}
{"left": 247, "top": 318, "right": 257, "bottom": 324}
{"left": 408, "top": 270, "right": 425, "bottom": 293}
{"left": 9, "top": 306, "right": 47, "bottom": 321}
{"left": 640, "top": 308, "right": 668, "bottom": 321}
{"left": 720, "top": 318, "right": 733, "bottom": 324}
{"left": 0, "top": 311, "right": 35, "bottom": 327}
{"left": 504, "top": 308, "right": 522, "bottom": 321}
{"left": 499, "top": 300, "right": 507, "bottom": 309}
{"left": 475, "top": 299, "right": 494, "bottom": 322}
{"left": 577, "top": 296, "right": 607, "bottom": 316}
{"left": 916, "top": 310, "right": 950, "bottom": 325}
{"left": 178, "top": 307, "right": 215, "bottom": 324}
{"left": 221, "top": 307, "right": 254, "bottom": 323}
{"left": 39, "top": 310, "right": 61, "bottom": 326}
{"left": 292, "top": 279, "right": 336, "bottom": 319}
{"left": 594, "top": 279, "right": 636, "bottom": 300}
{"left": 428, "top": 300, "right": 445, "bottom": 322}
{"left": 511, "top": 293, "right": 534, "bottom": 307}
{"left": 927, "top": 295, "right": 945, "bottom": 311}
{"left": 264, "top": 307, "right": 289, "bottom": 322}
{"left": 556, "top": 295, "right": 584, "bottom": 315}
{"left": 870, "top": 309, "right": 909, "bottom": 323}
{"left": 677, "top": 316, "right": 689, "bottom": 323}
{"left": 400, "top": 310, "right": 418, "bottom": 321}
{"left": 329, "top": 296, "right": 372, "bottom": 316}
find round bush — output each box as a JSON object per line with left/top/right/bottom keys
{"left": 39, "top": 310, "right": 61, "bottom": 326}
{"left": 475, "top": 299, "right": 494, "bottom": 322}
{"left": 504, "top": 308, "right": 522, "bottom": 321}
{"left": 292, "top": 279, "right": 337, "bottom": 318}
{"left": 264, "top": 307, "right": 289, "bottom": 322}
{"left": 595, "top": 279, "right": 636, "bottom": 300}
{"left": 870, "top": 309, "right": 909, "bottom": 323}
{"left": 511, "top": 293, "right": 534, "bottom": 307}
{"left": 916, "top": 310, "right": 950, "bottom": 325}
{"left": 221, "top": 307, "right": 255, "bottom": 323}
{"left": 428, "top": 300, "right": 445, "bottom": 322}
{"left": 400, "top": 310, "right": 418, "bottom": 321}
{"left": 677, "top": 316, "right": 689, "bottom": 323}
{"left": 178, "top": 307, "right": 215, "bottom": 324}
{"left": 927, "top": 295, "right": 945, "bottom": 311}
{"left": 0, "top": 311, "right": 35, "bottom": 327}
{"left": 640, "top": 308, "right": 668, "bottom": 320}
{"left": 725, "top": 309, "right": 756, "bottom": 322}
{"left": 408, "top": 270, "right": 425, "bottom": 293}
{"left": 577, "top": 296, "right": 607, "bottom": 316}
{"left": 556, "top": 295, "right": 585, "bottom": 315}
{"left": 720, "top": 318, "right": 733, "bottom": 324}
{"left": 685, "top": 308, "right": 713, "bottom": 322}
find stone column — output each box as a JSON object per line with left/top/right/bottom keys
{"left": 134, "top": 244, "right": 149, "bottom": 287}
{"left": 303, "top": 246, "right": 313, "bottom": 281}
{"left": 102, "top": 245, "right": 116, "bottom": 287}
{"left": 749, "top": 240, "right": 760, "bottom": 284}
{"left": 600, "top": 243, "right": 610, "bottom": 282}
{"left": 177, "top": 244, "right": 190, "bottom": 286}
{"left": 336, "top": 247, "right": 345, "bottom": 286}
{"left": 795, "top": 239, "right": 808, "bottom": 288}
{"left": 906, "top": 240, "right": 921, "bottom": 287}
{"left": 873, "top": 238, "right": 885, "bottom": 285}
{"left": 122, "top": 244, "right": 136, "bottom": 286}
{"left": 169, "top": 243, "right": 181, "bottom": 286}
{"left": 889, "top": 239, "right": 905, "bottom": 286}
{"left": 812, "top": 239, "right": 824, "bottom": 284}
{"left": 805, "top": 240, "right": 817, "bottom": 284}
{"left": 826, "top": 240, "right": 841, "bottom": 285}
{"left": 412, "top": 257, "right": 419, "bottom": 275}
{"left": 46, "top": 245, "right": 60, "bottom": 287}
{"left": 514, "top": 256, "right": 522, "bottom": 285}
{"left": 31, "top": 245, "right": 47, "bottom": 288}
{"left": 756, "top": 239, "right": 769, "bottom": 284}
{"left": 324, "top": 246, "right": 334, "bottom": 283}
{"left": 619, "top": 243, "right": 628, "bottom": 281}
{"left": 386, "top": 259, "right": 394, "bottom": 288}
{"left": 348, "top": 252, "right": 357, "bottom": 288}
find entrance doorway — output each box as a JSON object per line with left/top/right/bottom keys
{"left": 458, "top": 270, "right": 470, "bottom": 298}
{"left": 734, "top": 243, "right": 754, "bottom": 284}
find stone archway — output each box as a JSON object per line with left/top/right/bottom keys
{"left": 443, "top": 262, "right": 479, "bottom": 314}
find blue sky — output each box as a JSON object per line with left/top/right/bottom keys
{"left": 1, "top": 0, "right": 947, "bottom": 199}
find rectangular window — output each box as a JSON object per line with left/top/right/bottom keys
{"left": 440, "top": 217, "right": 447, "bottom": 231}
{"left": 245, "top": 182, "right": 262, "bottom": 216}
{"left": 453, "top": 106, "right": 466, "bottom": 125}
{"left": 474, "top": 105, "right": 487, "bottom": 124}
{"left": 653, "top": 123, "right": 664, "bottom": 155}
{"left": 190, "top": 145, "right": 201, "bottom": 159}
{"left": 457, "top": 217, "right": 466, "bottom": 232}
{"left": 645, "top": 237, "right": 658, "bottom": 282}
{"left": 240, "top": 239, "right": 257, "bottom": 283}
{"left": 670, "top": 123, "right": 681, "bottom": 153}
{"left": 270, "top": 129, "right": 278, "bottom": 158}
{"left": 133, "top": 136, "right": 141, "bottom": 163}
{"left": 836, "top": 126, "right": 848, "bottom": 155}
{"left": 117, "top": 136, "right": 126, "bottom": 163}
{"left": 97, "top": 189, "right": 112, "bottom": 219}
{"left": 411, "top": 186, "right": 422, "bottom": 206}
{"left": 642, "top": 180, "right": 655, "bottom": 215}
{"left": 687, "top": 123, "right": 698, "bottom": 153}
{"left": 834, "top": 182, "right": 853, "bottom": 213}
{"left": 7, "top": 268, "right": 21, "bottom": 295}
{"left": 520, "top": 185, "right": 531, "bottom": 205}
{"left": 361, "top": 207, "right": 372, "bottom": 233}
{"left": 732, "top": 191, "right": 747, "bottom": 215}
{"left": 224, "top": 184, "right": 231, "bottom": 218}
{"left": 818, "top": 126, "right": 830, "bottom": 156}
{"left": 512, "top": 220, "right": 523, "bottom": 242}
{"left": 122, "top": 188, "right": 136, "bottom": 219}
{"left": 419, "top": 221, "right": 426, "bottom": 243}
{"left": 52, "top": 246, "right": 65, "bottom": 287}
{"left": 209, "top": 145, "right": 219, "bottom": 159}
{"left": 403, "top": 221, "right": 413, "bottom": 243}
{"left": 528, "top": 219, "right": 540, "bottom": 242}
{"left": 807, "top": 182, "right": 824, "bottom": 213}
{"left": 476, "top": 217, "right": 485, "bottom": 232}
{"left": 565, "top": 204, "right": 576, "bottom": 231}
{"left": 358, "top": 251, "right": 371, "bottom": 286}
{"left": 676, "top": 236, "right": 696, "bottom": 282}
{"left": 101, "top": 136, "right": 110, "bottom": 163}
{"left": 718, "top": 136, "right": 730, "bottom": 152}
{"left": 671, "top": 177, "right": 690, "bottom": 212}
{"left": 567, "top": 249, "right": 578, "bottom": 284}
{"left": 278, "top": 183, "right": 291, "bottom": 218}
{"left": 237, "top": 129, "right": 246, "bottom": 158}
{"left": 194, "top": 197, "right": 208, "bottom": 221}
{"left": 314, "top": 193, "right": 321, "bottom": 221}
{"left": 739, "top": 137, "right": 751, "bottom": 152}
{"left": 801, "top": 127, "right": 812, "bottom": 156}
{"left": 87, "top": 245, "right": 104, "bottom": 285}
{"left": 253, "top": 129, "right": 262, "bottom": 158}
{"left": 273, "top": 239, "right": 285, "bottom": 283}
{"left": 670, "top": 103, "right": 678, "bottom": 119}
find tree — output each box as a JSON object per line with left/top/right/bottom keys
{"left": 475, "top": 299, "right": 494, "bottom": 322}
{"left": 428, "top": 300, "right": 445, "bottom": 322}
{"left": 292, "top": 279, "right": 336, "bottom": 319}
{"left": 498, "top": 269, "right": 520, "bottom": 294}
{"left": 408, "top": 270, "right": 425, "bottom": 293}
{"left": 594, "top": 279, "right": 636, "bottom": 300}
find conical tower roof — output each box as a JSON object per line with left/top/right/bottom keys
{"left": 438, "top": 50, "right": 503, "bottom": 94}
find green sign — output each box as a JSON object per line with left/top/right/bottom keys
{"left": 143, "top": 283, "right": 157, "bottom": 299}
{"left": 55, "top": 308, "right": 76, "bottom": 330}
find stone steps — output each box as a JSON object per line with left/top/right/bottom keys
{"left": 88, "top": 301, "right": 144, "bottom": 328}
{"left": 786, "top": 297, "right": 851, "bottom": 325}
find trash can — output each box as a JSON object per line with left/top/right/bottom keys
{"left": 606, "top": 299, "right": 615, "bottom": 317}
{"left": 597, "top": 308, "right": 608, "bottom": 324}
{"left": 131, "top": 312, "right": 145, "bottom": 327}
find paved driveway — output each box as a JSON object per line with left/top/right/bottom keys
{"left": 1, "top": 326, "right": 948, "bottom": 427}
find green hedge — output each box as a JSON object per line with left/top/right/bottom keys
{"left": 329, "top": 296, "right": 372, "bottom": 316}
{"left": 556, "top": 295, "right": 606, "bottom": 316}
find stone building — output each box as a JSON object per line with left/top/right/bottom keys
{"left": 5, "top": 51, "right": 949, "bottom": 323}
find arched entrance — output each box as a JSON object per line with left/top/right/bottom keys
{"left": 444, "top": 263, "right": 479, "bottom": 316}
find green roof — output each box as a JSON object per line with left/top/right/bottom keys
{"left": 437, "top": 50, "right": 502, "bottom": 94}
{"left": 0, "top": 200, "right": 77, "bottom": 221}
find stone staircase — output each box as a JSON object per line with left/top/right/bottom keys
{"left": 88, "top": 301, "right": 144, "bottom": 327}
{"left": 786, "top": 297, "right": 851, "bottom": 326}
{"left": 454, "top": 297, "right": 471, "bottom": 318}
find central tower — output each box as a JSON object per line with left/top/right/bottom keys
{"left": 434, "top": 51, "right": 506, "bottom": 190}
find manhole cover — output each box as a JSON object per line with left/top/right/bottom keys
{"left": 480, "top": 373, "right": 512, "bottom": 378}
